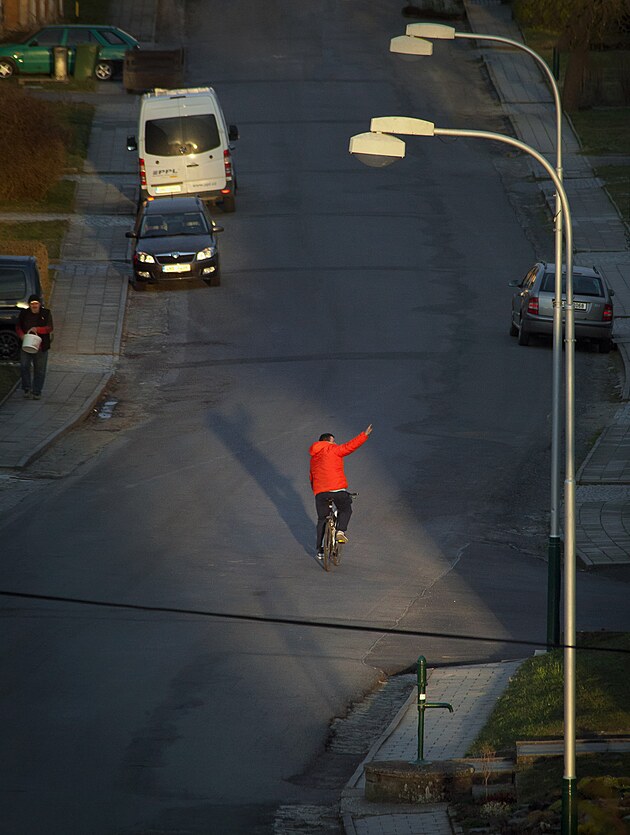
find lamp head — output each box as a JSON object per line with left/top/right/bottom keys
{"left": 370, "top": 116, "right": 435, "bottom": 137}
{"left": 405, "top": 22, "right": 456, "bottom": 39}
{"left": 348, "top": 132, "right": 406, "bottom": 167}
{"left": 390, "top": 35, "right": 433, "bottom": 58}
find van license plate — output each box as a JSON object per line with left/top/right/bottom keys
{"left": 163, "top": 264, "right": 191, "bottom": 273}
{"left": 155, "top": 184, "right": 182, "bottom": 194}
{"left": 574, "top": 302, "right": 587, "bottom": 310}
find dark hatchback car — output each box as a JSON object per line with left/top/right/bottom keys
{"left": 126, "top": 196, "right": 224, "bottom": 289}
{"left": 0, "top": 24, "right": 138, "bottom": 81}
{"left": 0, "top": 256, "right": 43, "bottom": 360}
{"left": 510, "top": 262, "right": 614, "bottom": 353}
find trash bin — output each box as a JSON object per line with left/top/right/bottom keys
{"left": 53, "top": 46, "right": 68, "bottom": 81}
{"left": 74, "top": 44, "right": 99, "bottom": 80}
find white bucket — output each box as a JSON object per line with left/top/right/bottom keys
{"left": 22, "top": 333, "right": 42, "bottom": 354}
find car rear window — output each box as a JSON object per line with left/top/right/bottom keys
{"left": 0, "top": 268, "right": 28, "bottom": 303}
{"left": 99, "top": 30, "right": 127, "bottom": 45}
{"left": 541, "top": 272, "right": 604, "bottom": 296}
{"left": 145, "top": 115, "right": 220, "bottom": 156}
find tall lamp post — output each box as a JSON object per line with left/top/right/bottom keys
{"left": 349, "top": 116, "right": 578, "bottom": 835}
{"left": 391, "top": 24, "right": 565, "bottom": 649}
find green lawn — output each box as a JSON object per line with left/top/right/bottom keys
{"left": 570, "top": 108, "right": 630, "bottom": 156}
{"left": 594, "top": 164, "right": 630, "bottom": 222}
{"left": 454, "top": 633, "right": 630, "bottom": 832}
{"left": 8, "top": 180, "right": 76, "bottom": 214}
{"left": 468, "top": 633, "right": 630, "bottom": 756}
{"left": 0, "top": 221, "right": 68, "bottom": 264}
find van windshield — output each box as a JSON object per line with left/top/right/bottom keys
{"left": 145, "top": 115, "right": 220, "bottom": 156}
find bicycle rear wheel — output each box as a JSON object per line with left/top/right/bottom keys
{"left": 332, "top": 537, "right": 342, "bottom": 566}
{"left": 322, "top": 520, "right": 334, "bottom": 571}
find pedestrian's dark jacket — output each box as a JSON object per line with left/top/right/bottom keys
{"left": 16, "top": 307, "right": 54, "bottom": 351}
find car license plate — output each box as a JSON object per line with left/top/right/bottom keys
{"left": 162, "top": 263, "right": 191, "bottom": 273}
{"left": 561, "top": 300, "right": 588, "bottom": 311}
{"left": 155, "top": 184, "right": 182, "bottom": 194}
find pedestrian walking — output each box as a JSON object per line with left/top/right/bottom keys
{"left": 16, "top": 294, "right": 54, "bottom": 400}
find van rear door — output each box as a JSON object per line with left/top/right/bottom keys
{"left": 143, "top": 96, "right": 226, "bottom": 198}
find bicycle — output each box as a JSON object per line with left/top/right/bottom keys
{"left": 321, "top": 492, "right": 357, "bottom": 572}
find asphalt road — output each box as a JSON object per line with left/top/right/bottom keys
{"left": 1, "top": 2, "right": 630, "bottom": 833}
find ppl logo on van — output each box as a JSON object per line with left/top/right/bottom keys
{"left": 153, "top": 168, "right": 178, "bottom": 176}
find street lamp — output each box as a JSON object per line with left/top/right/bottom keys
{"left": 349, "top": 115, "right": 578, "bottom": 835}
{"left": 391, "top": 23, "right": 565, "bottom": 650}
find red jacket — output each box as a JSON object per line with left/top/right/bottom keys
{"left": 309, "top": 432, "right": 369, "bottom": 495}
{"left": 16, "top": 307, "right": 54, "bottom": 352}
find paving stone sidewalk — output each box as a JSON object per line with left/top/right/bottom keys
{"left": 0, "top": 3, "right": 157, "bottom": 470}
{"left": 341, "top": 661, "right": 524, "bottom": 835}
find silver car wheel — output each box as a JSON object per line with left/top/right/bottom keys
{"left": 0, "top": 60, "right": 15, "bottom": 79}
{"left": 94, "top": 61, "right": 113, "bottom": 81}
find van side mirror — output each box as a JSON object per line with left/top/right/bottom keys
{"left": 127, "top": 135, "right": 137, "bottom": 152}
{"left": 212, "top": 224, "right": 224, "bottom": 233}
{"left": 228, "top": 124, "right": 239, "bottom": 142}
{"left": 125, "top": 231, "right": 136, "bottom": 239}
{"left": 508, "top": 279, "right": 520, "bottom": 287}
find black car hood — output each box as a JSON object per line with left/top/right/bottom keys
{"left": 135, "top": 233, "right": 215, "bottom": 254}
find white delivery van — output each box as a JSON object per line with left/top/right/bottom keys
{"left": 127, "top": 87, "right": 239, "bottom": 212}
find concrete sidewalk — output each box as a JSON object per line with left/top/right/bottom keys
{"left": 341, "top": 660, "right": 524, "bottom": 835}
{"left": 0, "top": 1, "right": 157, "bottom": 468}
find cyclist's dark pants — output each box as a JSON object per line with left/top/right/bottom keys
{"left": 315, "top": 490, "right": 353, "bottom": 549}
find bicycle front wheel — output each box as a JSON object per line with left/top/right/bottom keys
{"left": 322, "top": 520, "right": 334, "bottom": 571}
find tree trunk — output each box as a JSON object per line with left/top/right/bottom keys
{"left": 562, "top": 45, "right": 590, "bottom": 110}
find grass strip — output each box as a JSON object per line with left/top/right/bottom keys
{"left": 594, "top": 164, "right": 630, "bottom": 221}
{"left": 570, "top": 108, "right": 630, "bottom": 156}
{"left": 0, "top": 222, "right": 68, "bottom": 264}
{"left": 467, "top": 632, "right": 630, "bottom": 756}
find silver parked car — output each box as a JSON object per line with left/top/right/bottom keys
{"left": 510, "top": 263, "right": 614, "bottom": 353}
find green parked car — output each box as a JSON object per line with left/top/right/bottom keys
{"left": 0, "top": 24, "right": 139, "bottom": 81}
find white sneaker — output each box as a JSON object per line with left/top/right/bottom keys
{"left": 336, "top": 531, "right": 348, "bottom": 543}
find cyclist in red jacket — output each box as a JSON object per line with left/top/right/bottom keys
{"left": 309, "top": 424, "right": 372, "bottom": 559}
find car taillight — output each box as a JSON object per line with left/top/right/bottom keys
{"left": 223, "top": 149, "right": 232, "bottom": 180}
{"left": 139, "top": 158, "right": 147, "bottom": 187}
{"left": 603, "top": 303, "right": 613, "bottom": 322}
{"left": 527, "top": 297, "right": 539, "bottom": 315}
